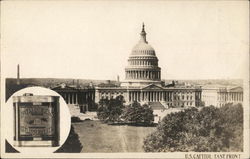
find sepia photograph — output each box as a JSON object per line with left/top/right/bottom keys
{"left": 1, "top": 0, "right": 249, "bottom": 158}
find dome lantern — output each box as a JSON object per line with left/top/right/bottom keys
{"left": 140, "top": 23, "right": 147, "bottom": 44}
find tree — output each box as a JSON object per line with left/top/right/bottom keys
{"left": 122, "top": 101, "right": 154, "bottom": 125}
{"left": 143, "top": 104, "right": 243, "bottom": 152}
{"left": 97, "top": 95, "right": 125, "bottom": 123}
{"left": 55, "top": 126, "right": 83, "bottom": 153}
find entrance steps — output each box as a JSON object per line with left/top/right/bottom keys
{"left": 68, "top": 104, "right": 98, "bottom": 120}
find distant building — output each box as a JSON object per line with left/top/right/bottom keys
{"left": 202, "top": 86, "right": 243, "bottom": 107}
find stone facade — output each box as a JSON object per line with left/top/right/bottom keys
{"left": 202, "top": 86, "right": 243, "bottom": 107}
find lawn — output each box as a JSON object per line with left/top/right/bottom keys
{"left": 72, "top": 120, "right": 156, "bottom": 152}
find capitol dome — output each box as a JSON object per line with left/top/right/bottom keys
{"left": 131, "top": 42, "right": 156, "bottom": 56}
{"left": 130, "top": 25, "right": 156, "bottom": 56}
{"left": 123, "top": 23, "right": 162, "bottom": 86}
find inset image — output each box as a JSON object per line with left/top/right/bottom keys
{"left": 3, "top": 87, "right": 71, "bottom": 154}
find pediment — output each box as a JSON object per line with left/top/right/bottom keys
{"left": 51, "top": 83, "right": 77, "bottom": 90}
{"left": 142, "top": 84, "right": 164, "bottom": 90}
{"left": 229, "top": 86, "right": 243, "bottom": 92}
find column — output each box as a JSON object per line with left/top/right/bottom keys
{"left": 74, "top": 93, "right": 76, "bottom": 104}
{"left": 73, "top": 93, "right": 75, "bottom": 104}
{"left": 129, "top": 92, "right": 131, "bottom": 102}
{"left": 76, "top": 93, "right": 78, "bottom": 104}
{"left": 69, "top": 93, "right": 71, "bottom": 104}
{"left": 70, "top": 93, "right": 72, "bottom": 104}
{"left": 66, "top": 93, "right": 69, "bottom": 104}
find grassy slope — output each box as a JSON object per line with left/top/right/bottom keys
{"left": 72, "top": 120, "right": 155, "bottom": 152}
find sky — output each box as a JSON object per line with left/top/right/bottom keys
{"left": 1, "top": 1, "right": 249, "bottom": 80}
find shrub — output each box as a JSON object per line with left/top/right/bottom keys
{"left": 143, "top": 104, "right": 243, "bottom": 152}
{"left": 55, "top": 126, "right": 83, "bottom": 153}
{"left": 97, "top": 95, "right": 125, "bottom": 123}
{"left": 71, "top": 116, "right": 82, "bottom": 122}
{"left": 122, "top": 101, "right": 154, "bottom": 125}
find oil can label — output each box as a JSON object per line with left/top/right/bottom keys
{"left": 19, "top": 104, "right": 55, "bottom": 137}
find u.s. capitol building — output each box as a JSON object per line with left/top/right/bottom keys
{"left": 53, "top": 24, "right": 202, "bottom": 112}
